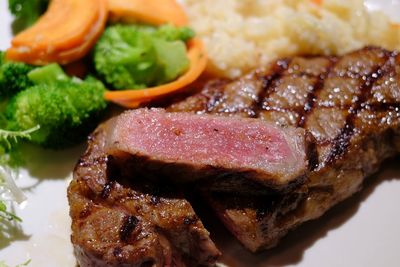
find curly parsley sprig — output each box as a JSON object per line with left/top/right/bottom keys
{"left": 0, "top": 125, "right": 40, "bottom": 150}
{"left": 0, "top": 126, "right": 39, "bottom": 225}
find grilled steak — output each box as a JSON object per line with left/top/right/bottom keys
{"left": 104, "top": 108, "right": 311, "bottom": 191}
{"left": 67, "top": 123, "right": 221, "bottom": 266}
{"left": 169, "top": 47, "right": 400, "bottom": 252}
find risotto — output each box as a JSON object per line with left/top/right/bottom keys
{"left": 182, "top": 0, "right": 400, "bottom": 78}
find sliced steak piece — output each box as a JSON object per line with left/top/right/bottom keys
{"left": 104, "top": 108, "right": 310, "bottom": 191}
{"left": 67, "top": 123, "right": 221, "bottom": 267}
{"left": 168, "top": 47, "right": 400, "bottom": 251}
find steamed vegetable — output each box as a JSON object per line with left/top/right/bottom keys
{"left": 0, "top": 128, "right": 35, "bottom": 231}
{"left": 0, "top": 51, "right": 35, "bottom": 98}
{"left": 104, "top": 38, "right": 207, "bottom": 108}
{"left": 0, "top": 126, "right": 39, "bottom": 152}
{"left": 6, "top": 78, "right": 107, "bottom": 149}
{"left": 108, "top": 0, "right": 188, "bottom": 26}
{"left": 27, "top": 63, "right": 69, "bottom": 84}
{"left": 0, "top": 53, "right": 108, "bottom": 149}
{"left": 94, "top": 24, "right": 195, "bottom": 90}
{"left": 7, "top": 0, "right": 108, "bottom": 65}
{"left": 0, "top": 61, "right": 34, "bottom": 98}
{"left": 0, "top": 51, "right": 4, "bottom": 66}
{"left": 8, "top": 0, "right": 49, "bottom": 33}
{"left": 0, "top": 91, "right": 37, "bottom": 229}
{"left": 0, "top": 165, "right": 26, "bottom": 221}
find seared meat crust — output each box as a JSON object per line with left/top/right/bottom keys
{"left": 169, "top": 47, "right": 400, "bottom": 251}
{"left": 68, "top": 124, "right": 221, "bottom": 266}
{"left": 69, "top": 47, "right": 400, "bottom": 261}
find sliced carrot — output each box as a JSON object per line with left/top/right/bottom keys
{"left": 104, "top": 38, "right": 207, "bottom": 108}
{"left": 311, "top": 0, "right": 323, "bottom": 5}
{"left": 6, "top": 0, "right": 108, "bottom": 65}
{"left": 108, "top": 0, "right": 188, "bottom": 26}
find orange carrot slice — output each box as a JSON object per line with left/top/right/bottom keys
{"left": 104, "top": 38, "right": 207, "bottom": 108}
{"left": 108, "top": 0, "right": 188, "bottom": 26}
{"left": 6, "top": 0, "right": 108, "bottom": 65}
{"left": 311, "top": 0, "right": 323, "bottom": 5}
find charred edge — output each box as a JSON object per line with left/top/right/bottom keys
{"left": 326, "top": 52, "right": 394, "bottom": 164}
{"left": 258, "top": 103, "right": 400, "bottom": 115}
{"left": 283, "top": 174, "right": 308, "bottom": 194}
{"left": 77, "top": 157, "right": 90, "bottom": 168}
{"left": 253, "top": 59, "right": 291, "bottom": 118}
{"left": 204, "top": 80, "right": 230, "bottom": 113}
{"left": 297, "top": 58, "right": 337, "bottom": 127}
{"left": 79, "top": 206, "right": 93, "bottom": 219}
{"left": 150, "top": 195, "right": 161, "bottom": 205}
{"left": 120, "top": 215, "right": 140, "bottom": 243}
{"left": 101, "top": 180, "right": 115, "bottom": 199}
{"left": 367, "top": 103, "right": 400, "bottom": 112}
{"left": 141, "top": 261, "right": 156, "bottom": 267}
{"left": 325, "top": 121, "right": 355, "bottom": 164}
{"left": 93, "top": 156, "right": 108, "bottom": 165}
{"left": 76, "top": 154, "right": 107, "bottom": 171}
{"left": 308, "top": 185, "right": 335, "bottom": 194}
{"left": 106, "top": 155, "right": 123, "bottom": 182}
{"left": 205, "top": 254, "right": 221, "bottom": 265}
{"left": 256, "top": 199, "right": 279, "bottom": 222}
{"left": 263, "top": 106, "right": 305, "bottom": 113}
{"left": 183, "top": 215, "right": 199, "bottom": 225}
{"left": 113, "top": 247, "right": 123, "bottom": 258}
{"left": 306, "top": 132, "right": 319, "bottom": 171}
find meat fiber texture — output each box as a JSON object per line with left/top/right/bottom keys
{"left": 68, "top": 124, "right": 221, "bottom": 267}
{"left": 104, "top": 108, "right": 310, "bottom": 191}
{"left": 169, "top": 46, "right": 400, "bottom": 252}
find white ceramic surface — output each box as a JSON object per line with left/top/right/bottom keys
{"left": 0, "top": 1, "right": 399, "bottom": 267}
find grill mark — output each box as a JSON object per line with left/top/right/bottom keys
{"left": 120, "top": 215, "right": 140, "bottom": 242}
{"left": 150, "top": 195, "right": 161, "bottom": 205}
{"left": 255, "top": 198, "right": 279, "bottom": 222}
{"left": 253, "top": 59, "right": 291, "bottom": 118}
{"left": 183, "top": 215, "right": 199, "bottom": 225}
{"left": 306, "top": 132, "right": 319, "bottom": 170}
{"left": 367, "top": 103, "right": 400, "bottom": 112}
{"left": 280, "top": 71, "right": 377, "bottom": 80}
{"left": 204, "top": 82, "right": 229, "bottom": 113}
{"left": 325, "top": 52, "right": 394, "bottom": 164}
{"left": 113, "top": 247, "right": 123, "bottom": 258}
{"left": 101, "top": 181, "right": 115, "bottom": 199}
{"left": 257, "top": 103, "right": 400, "bottom": 113}
{"left": 206, "top": 90, "right": 224, "bottom": 113}
{"left": 297, "top": 58, "right": 337, "bottom": 127}
{"left": 79, "top": 205, "right": 93, "bottom": 219}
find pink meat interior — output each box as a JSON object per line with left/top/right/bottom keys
{"left": 107, "top": 109, "right": 297, "bottom": 170}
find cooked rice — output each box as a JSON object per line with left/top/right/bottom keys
{"left": 181, "top": 0, "right": 400, "bottom": 78}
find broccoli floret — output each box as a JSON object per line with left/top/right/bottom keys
{"left": 94, "top": 24, "right": 195, "bottom": 90}
{"left": 156, "top": 24, "right": 195, "bottom": 42}
{"left": 0, "top": 61, "right": 34, "bottom": 98}
{"left": 6, "top": 78, "right": 107, "bottom": 149}
{"left": 27, "top": 63, "right": 69, "bottom": 84}
{"left": 0, "top": 52, "right": 5, "bottom": 66}
{"left": 8, "top": 0, "right": 50, "bottom": 33}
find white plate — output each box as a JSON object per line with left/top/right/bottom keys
{"left": 1, "top": 1, "right": 400, "bottom": 266}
